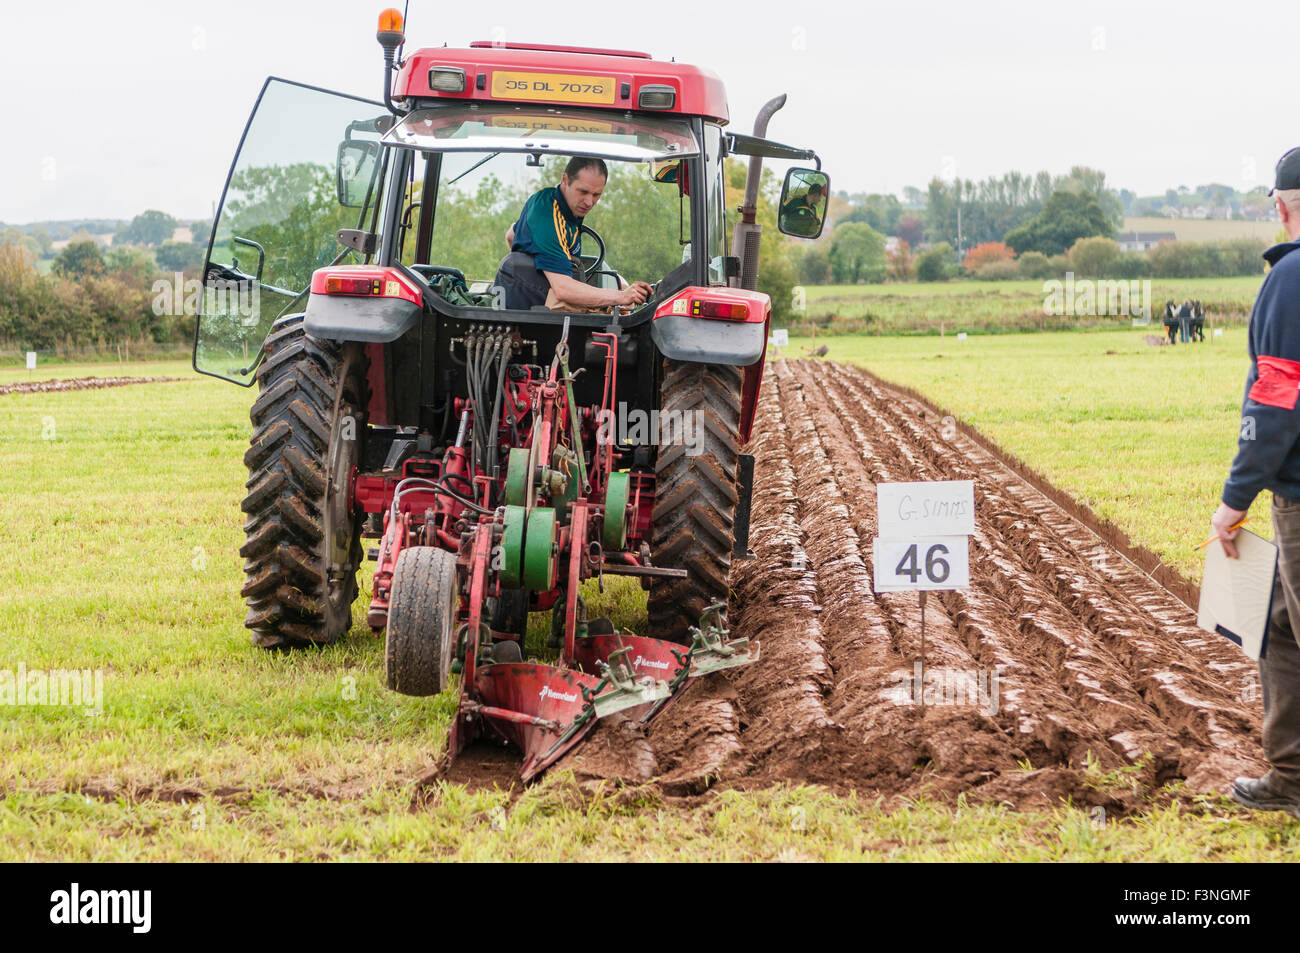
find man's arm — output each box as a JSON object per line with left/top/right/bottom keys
{"left": 505, "top": 224, "right": 515, "bottom": 248}
{"left": 544, "top": 270, "right": 651, "bottom": 309}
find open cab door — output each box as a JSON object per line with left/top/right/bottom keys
{"left": 194, "top": 78, "right": 387, "bottom": 385}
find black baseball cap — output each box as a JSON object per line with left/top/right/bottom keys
{"left": 1271, "top": 147, "right": 1300, "bottom": 195}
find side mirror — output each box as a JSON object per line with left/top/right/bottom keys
{"left": 777, "top": 168, "right": 830, "bottom": 239}
{"left": 337, "top": 140, "right": 381, "bottom": 208}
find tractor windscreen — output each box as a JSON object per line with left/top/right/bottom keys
{"left": 195, "top": 78, "right": 387, "bottom": 385}
{"left": 387, "top": 105, "right": 700, "bottom": 300}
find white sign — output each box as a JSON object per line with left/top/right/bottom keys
{"left": 771, "top": 329, "right": 789, "bottom": 348}
{"left": 873, "top": 536, "right": 970, "bottom": 591}
{"left": 26, "top": 351, "right": 36, "bottom": 370}
{"left": 876, "top": 481, "right": 975, "bottom": 537}
{"left": 956, "top": 332, "right": 968, "bottom": 341}
{"left": 1214, "top": 328, "right": 1224, "bottom": 337}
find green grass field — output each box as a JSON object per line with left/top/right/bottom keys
{"left": 1, "top": 349, "right": 1296, "bottom": 861}
{"left": 797, "top": 276, "right": 1264, "bottom": 335}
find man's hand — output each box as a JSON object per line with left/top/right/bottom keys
{"left": 617, "top": 281, "right": 654, "bottom": 307}
{"left": 1211, "top": 502, "right": 1249, "bottom": 559}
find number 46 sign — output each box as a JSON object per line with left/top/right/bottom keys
{"left": 872, "top": 481, "right": 973, "bottom": 592}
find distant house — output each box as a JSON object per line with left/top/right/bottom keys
{"left": 50, "top": 233, "right": 114, "bottom": 252}
{"left": 170, "top": 226, "right": 193, "bottom": 244}
{"left": 1116, "top": 231, "right": 1175, "bottom": 252}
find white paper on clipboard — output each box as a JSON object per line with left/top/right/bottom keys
{"left": 1197, "top": 528, "right": 1278, "bottom": 660}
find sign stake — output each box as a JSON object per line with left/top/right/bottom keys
{"left": 918, "top": 589, "right": 927, "bottom": 711}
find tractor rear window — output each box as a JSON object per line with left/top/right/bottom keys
{"left": 384, "top": 105, "right": 698, "bottom": 162}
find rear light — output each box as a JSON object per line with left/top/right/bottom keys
{"left": 691, "top": 299, "right": 748, "bottom": 320}
{"left": 429, "top": 67, "right": 467, "bottom": 92}
{"left": 638, "top": 84, "right": 676, "bottom": 110}
{"left": 325, "top": 276, "right": 382, "bottom": 296}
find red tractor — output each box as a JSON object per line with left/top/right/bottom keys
{"left": 196, "top": 9, "right": 829, "bottom": 778}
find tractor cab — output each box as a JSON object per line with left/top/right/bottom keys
{"left": 196, "top": 33, "right": 827, "bottom": 392}
{"left": 195, "top": 9, "right": 828, "bottom": 781}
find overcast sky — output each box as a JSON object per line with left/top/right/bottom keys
{"left": 1, "top": 0, "right": 1294, "bottom": 224}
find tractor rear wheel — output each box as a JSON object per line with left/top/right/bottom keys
{"left": 648, "top": 360, "right": 743, "bottom": 644}
{"left": 385, "top": 546, "right": 458, "bottom": 696}
{"left": 240, "top": 313, "right": 366, "bottom": 649}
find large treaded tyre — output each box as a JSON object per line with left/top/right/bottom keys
{"left": 385, "top": 547, "right": 458, "bottom": 696}
{"left": 648, "top": 359, "right": 743, "bottom": 644}
{"left": 240, "top": 313, "right": 366, "bottom": 649}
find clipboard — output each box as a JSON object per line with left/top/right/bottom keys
{"left": 1197, "top": 528, "right": 1278, "bottom": 660}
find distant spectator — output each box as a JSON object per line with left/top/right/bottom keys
{"left": 1178, "top": 299, "right": 1194, "bottom": 343}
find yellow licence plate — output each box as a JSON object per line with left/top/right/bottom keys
{"left": 490, "top": 71, "right": 616, "bottom": 105}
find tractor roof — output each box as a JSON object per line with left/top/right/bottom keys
{"left": 393, "top": 43, "right": 728, "bottom": 124}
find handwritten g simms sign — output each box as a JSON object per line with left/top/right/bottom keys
{"left": 875, "top": 481, "right": 975, "bottom": 537}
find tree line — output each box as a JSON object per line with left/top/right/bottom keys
{"left": 793, "top": 166, "right": 1273, "bottom": 286}
{"left": 0, "top": 240, "right": 192, "bottom": 353}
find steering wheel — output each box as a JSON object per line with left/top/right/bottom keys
{"left": 577, "top": 224, "right": 606, "bottom": 283}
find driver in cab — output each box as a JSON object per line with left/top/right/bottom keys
{"left": 780, "top": 181, "right": 825, "bottom": 221}
{"left": 494, "top": 156, "right": 654, "bottom": 311}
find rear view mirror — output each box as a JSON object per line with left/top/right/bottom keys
{"left": 778, "top": 168, "right": 830, "bottom": 239}
{"left": 337, "top": 140, "right": 381, "bottom": 208}
{"left": 651, "top": 158, "right": 690, "bottom": 196}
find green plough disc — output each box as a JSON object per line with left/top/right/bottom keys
{"left": 523, "top": 507, "right": 558, "bottom": 590}
{"left": 604, "top": 471, "right": 630, "bottom": 550}
{"left": 501, "top": 505, "right": 526, "bottom": 588}
{"left": 504, "top": 447, "right": 531, "bottom": 507}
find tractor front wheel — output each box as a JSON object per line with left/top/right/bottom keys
{"left": 648, "top": 360, "right": 743, "bottom": 644}
{"left": 240, "top": 314, "right": 365, "bottom": 649}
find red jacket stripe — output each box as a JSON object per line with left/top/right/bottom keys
{"left": 1249, "top": 355, "right": 1300, "bottom": 410}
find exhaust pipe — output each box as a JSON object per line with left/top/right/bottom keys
{"left": 732, "top": 94, "right": 787, "bottom": 291}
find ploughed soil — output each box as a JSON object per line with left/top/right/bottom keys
{"left": 546, "top": 359, "right": 1266, "bottom": 813}
{"left": 0, "top": 375, "right": 180, "bottom": 396}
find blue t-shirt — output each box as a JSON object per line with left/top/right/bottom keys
{"left": 511, "top": 185, "right": 582, "bottom": 276}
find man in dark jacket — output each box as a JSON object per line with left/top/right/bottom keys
{"left": 1212, "top": 146, "right": 1300, "bottom": 819}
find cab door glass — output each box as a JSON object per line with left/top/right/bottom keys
{"left": 196, "top": 78, "right": 386, "bottom": 385}
{"left": 703, "top": 124, "right": 727, "bottom": 284}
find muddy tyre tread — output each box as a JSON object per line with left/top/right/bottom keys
{"left": 240, "top": 313, "right": 360, "bottom": 649}
{"left": 385, "top": 546, "right": 458, "bottom": 696}
{"left": 648, "top": 359, "right": 743, "bottom": 644}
